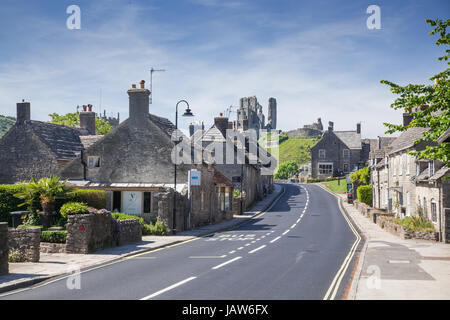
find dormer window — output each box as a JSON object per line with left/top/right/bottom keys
{"left": 88, "top": 156, "right": 100, "bottom": 168}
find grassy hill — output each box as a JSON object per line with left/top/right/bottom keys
{"left": 260, "top": 132, "right": 319, "bottom": 168}
{"left": 0, "top": 115, "right": 15, "bottom": 137}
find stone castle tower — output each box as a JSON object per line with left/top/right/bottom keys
{"left": 236, "top": 96, "right": 277, "bottom": 137}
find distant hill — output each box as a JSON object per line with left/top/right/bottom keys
{"left": 0, "top": 115, "right": 15, "bottom": 137}
{"left": 260, "top": 132, "right": 319, "bottom": 168}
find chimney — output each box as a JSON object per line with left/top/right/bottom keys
{"left": 127, "top": 80, "right": 150, "bottom": 128}
{"left": 328, "top": 121, "right": 334, "bottom": 132}
{"left": 80, "top": 104, "right": 96, "bottom": 135}
{"left": 214, "top": 113, "right": 229, "bottom": 137}
{"left": 228, "top": 121, "right": 233, "bottom": 130}
{"left": 403, "top": 112, "right": 413, "bottom": 127}
{"left": 356, "top": 122, "right": 361, "bottom": 134}
{"left": 16, "top": 100, "right": 30, "bottom": 125}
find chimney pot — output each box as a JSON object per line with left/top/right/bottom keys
{"left": 131, "top": 84, "right": 137, "bottom": 89}
{"left": 87, "top": 104, "right": 93, "bottom": 112}
{"left": 16, "top": 101, "right": 31, "bottom": 125}
{"left": 356, "top": 122, "right": 361, "bottom": 134}
{"left": 139, "top": 80, "right": 145, "bottom": 89}
{"left": 80, "top": 105, "right": 96, "bottom": 135}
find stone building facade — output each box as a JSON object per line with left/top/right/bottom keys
{"left": 370, "top": 112, "right": 449, "bottom": 243}
{"left": 311, "top": 122, "right": 366, "bottom": 178}
{"left": 0, "top": 101, "right": 100, "bottom": 184}
{"left": 59, "top": 81, "right": 233, "bottom": 232}
{"left": 195, "top": 113, "right": 275, "bottom": 211}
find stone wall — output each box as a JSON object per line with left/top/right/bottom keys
{"left": 66, "top": 213, "right": 114, "bottom": 254}
{"left": 286, "top": 127, "right": 322, "bottom": 139}
{"left": 7, "top": 227, "right": 40, "bottom": 262}
{"left": 117, "top": 219, "right": 142, "bottom": 245}
{"left": 0, "top": 223, "right": 8, "bottom": 275}
{"left": 40, "top": 242, "right": 66, "bottom": 254}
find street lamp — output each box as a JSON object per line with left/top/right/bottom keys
{"left": 173, "top": 100, "right": 194, "bottom": 234}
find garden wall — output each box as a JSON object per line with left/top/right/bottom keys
{"left": 117, "top": 219, "right": 142, "bottom": 245}
{"left": 40, "top": 243, "right": 66, "bottom": 253}
{"left": 0, "top": 222, "right": 8, "bottom": 275}
{"left": 8, "top": 227, "right": 40, "bottom": 262}
{"left": 66, "top": 213, "right": 114, "bottom": 254}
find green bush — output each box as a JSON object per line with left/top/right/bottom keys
{"left": 40, "top": 230, "right": 67, "bottom": 243}
{"left": 111, "top": 213, "right": 168, "bottom": 235}
{"left": 350, "top": 167, "right": 370, "bottom": 189}
{"left": 274, "top": 160, "right": 299, "bottom": 180}
{"left": 395, "top": 216, "right": 435, "bottom": 232}
{"left": 71, "top": 189, "right": 107, "bottom": 209}
{"left": 0, "top": 185, "right": 27, "bottom": 226}
{"left": 60, "top": 202, "right": 89, "bottom": 218}
{"left": 357, "top": 185, "right": 373, "bottom": 206}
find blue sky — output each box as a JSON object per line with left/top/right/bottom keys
{"left": 0, "top": 0, "right": 448, "bottom": 138}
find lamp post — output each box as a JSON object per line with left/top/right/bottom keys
{"left": 173, "top": 100, "right": 194, "bottom": 234}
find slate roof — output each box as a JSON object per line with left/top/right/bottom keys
{"left": 437, "top": 128, "right": 450, "bottom": 143}
{"left": 378, "top": 137, "right": 396, "bottom": 149}
{"left": 26, "top": 120, "right": 90, "bottom": 159}
{"left": 389, "top": 127, "right": 428, "bottom": 154}
{"left": 334, "top": 131, "right": 362, "bottom": 149}
{"left": 213, "top": 170, "right": 233, "bottom": 186}
{"left": 149, "top": 113, "right": 176, "bottom": 137}
{"left": 80, "top": 135, "right": 103, "bottom": 149}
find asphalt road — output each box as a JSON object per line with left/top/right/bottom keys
{"left": 1, "top": 183, "right": 362, "bottom": 300}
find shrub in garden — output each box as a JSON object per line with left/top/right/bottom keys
{"left": 60, "top": 202, "right": 90, "bottom": 218}
{"left": 357, "top": 185, "right": 373, "bottom": 206}
{"left": 8, "top": 248, "right": 26, "bottom": 263}
{"left": 40, "top": 230, "right": 67, "bottom": 243}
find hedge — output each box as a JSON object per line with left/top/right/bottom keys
{"left": 40, "top": 230, "right": 67, "bottom": 243}
{"left": 0, "top": 184, "right": 107, "bottom": 226}
{"left": 357, "top": 185, "right": 373, "bottom": 206}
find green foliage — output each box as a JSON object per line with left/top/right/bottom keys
{"left": 111, "top": 213, "right": 168, "bottom": 235}
{"left": 40, "top": 230, "right": 67, "bottom": 243}
{"left": 381, "top": 18, "right": 450, "bottom": 166}
{"left": 233, "top": 189, "right": 241, "bottom": 198}
{"left": 274, "top": 160, "right": 299, "bottom": 180}
{"left": 395, "top": 216, "right": 435, "bottom": 232}
{"left": 23, "top": 210, "right": 41, "bottom": 226}
{"left": 323, "top": 179, "right": 347, "bottom": 194}
{"left": 48, "top": 111, "right": 113, "bottom": 135}
{"left": 14, "top": 175, "right": 72, "bottom": 210}
{"left": 60, "top": 202, "right": 89, "bottom": 218}
{"left": 0, "top": 115, "right": 15, "bottom": 138}
{"left": 0, "top": 184, "right": 28, "bottom": 225}
{"left": 70, "top": 189, "right": 107, "bottom": 209}
{"left": 350, "top": 167, "right": 370, "bottom": 186}
{"left": 8, "top": 249, "right": 26, "bottom": 263}
{"left": 357, "top": 185, "right": 373, "bottom": 206}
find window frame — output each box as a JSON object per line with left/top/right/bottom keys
{"left": 88, "top": 156, "right": 100, "bottom": 168}
{"left": 318, "top": 162, "right": 333, "bottom": 175}
{"left": 319, "top": 149, "right": 326, "bottom": 159}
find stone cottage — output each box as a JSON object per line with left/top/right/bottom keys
{"left": 59, "top": 81, "right": 234, "bottom": 231}
{"left": 370, "top": 110, "right": 449, "bottom": 242}
{"left": 0, "top": 101, "right": 101, "bottom": 183}
{"left": 194, "top": 113, "right": 275, "bottom": 211}
{"left": 310, "top": 122, "right": 369, "bottom": 178}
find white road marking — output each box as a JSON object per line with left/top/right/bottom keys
{"left": 237, "top": 246, "right": 244, "bottom": 250}
{"left": 189, "top": 255, "right": 226, "bottom": 259}
{"left": 212, "top": 256, "right": 242, "bottom": 270}
{"left": 249, "top": 245, "right": 266, "bottom": 254}
{"left": 282, "top": 230, "right": 290, "bottom": 235}
{"left": 270, "top": 236, "right": 281, "bottom": 243}
{"left": 244, "top": 243, "right": 251, "bottom": 247}
{"left": 140, "top": 276, "right": 197, "bottom": 300}
{"left": 296, "top": 218, "right": 301, "bottom": 223}
{"left": 229, "top": 250, "right": 236, "bottom": 254}
{"left": 290, "top": 223, "right": 296, "bottom": 229}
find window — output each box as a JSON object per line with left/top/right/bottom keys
{"left": 399, "top": 154, "right": 403, "bottom": 175}
{"left": 406, "top": 154, "right": 410, "bottom": 175}
{"left": 431, "top": 201, "right": 437, "bottom": 223}
{"left": 319, "top": 163, "right": 333, "bottom": 175}
{"left": 406, "top": 192, "right": 410, "bottom": 217}
{"left": 416, "top": 162, "right": 420, "bottom": 176}
{"left": 143, "top": 192, "right": 151, "bottom": 214}
{"left": 429, "top": 160, "right": 435, "bottom": 176}
{"left": 88, "top": 156, "right": 100, "bottom": 168}
{"left": 319, "top": 149, "right": 326, "bottom": 159}
{"left": 392, "top": 158, "right": 396, "bottom": 176}
{"left": 343, "top": 149, "right": 350, "bottom": 159}
{"left": 423, "top": 197, "right": 427, "bottom": 216}
{"left": 112, "top": 191, "right": 121, "bottom": 212}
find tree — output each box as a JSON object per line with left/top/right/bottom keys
{"left": 274, "top": 160, "right": 299, "bottom": 180}
{"left": 48, "top": 112, "right": 114, "bottom": 135}
{"left": 381, "top": 18, "right": 450, "bottom": 166}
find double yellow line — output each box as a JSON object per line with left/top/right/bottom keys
{"left": 322, "top": 188, "right": 362, "bottom": 300}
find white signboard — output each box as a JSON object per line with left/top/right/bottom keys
{"left": 189, "top": 170, "right": 201, "bottom": 187}
{"left": 122, "top": 191, "right": 142, "bottom": 216}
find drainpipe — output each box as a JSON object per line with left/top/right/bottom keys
{"left": 438, "top": 180, "right": 443, "bottom": 242}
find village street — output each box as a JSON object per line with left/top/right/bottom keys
{"left": 0, "top": 183, "right": 360, "bottom": 300}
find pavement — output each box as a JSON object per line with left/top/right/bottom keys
{"left": 0, "top": 183, "right": 359, "bottom": 300}
{"left": 0, "top": 184, "right": 284, "bottom": 294}
{"left": 326, "top": 188, "right": 450, "bottom": 300}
